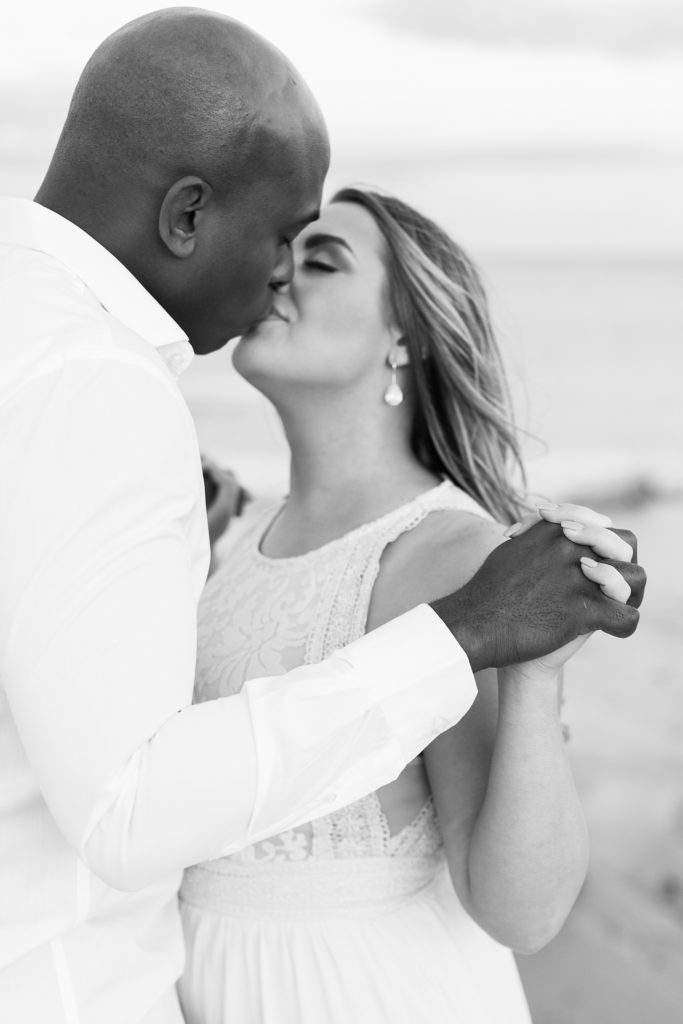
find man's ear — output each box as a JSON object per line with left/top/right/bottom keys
{"left": 158, "top": 176, "right": 213, "bottom": 258}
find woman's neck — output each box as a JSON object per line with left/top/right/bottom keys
{"left": 262, "top": 398, "right": 440, "bottom": 557}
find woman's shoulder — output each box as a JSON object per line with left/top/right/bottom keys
{"left": 366, "top": 492, "right": 508, "bottom": 631}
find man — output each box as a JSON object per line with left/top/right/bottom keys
{"left": 0, "top": 8, "right": 644, "bottom": 1023}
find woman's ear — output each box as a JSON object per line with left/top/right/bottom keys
{"left": 158, "top": 176, "right": 213, "bottom": 258}
{"left": 392, "top": 337, "right": 411, "bottom": 367}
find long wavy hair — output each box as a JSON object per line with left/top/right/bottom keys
{"left": 332, "top": 186, "right": 528, "bottom": 525}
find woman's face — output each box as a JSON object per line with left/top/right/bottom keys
{"left": 232, "top": 201, "right": 399, "bottom": 404}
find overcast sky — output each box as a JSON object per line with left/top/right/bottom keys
{"left": 2, "top": 0, "right": 682, "bottom": 169}
{"left": 2, "top": 0, "right": 681, "bottom": 258}
{"left": 370, "top": 0, "right": 683, "bottom": 52}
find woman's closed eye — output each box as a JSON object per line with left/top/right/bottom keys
{"left": 303, "top": 258, "right": 337, "bottom": 273}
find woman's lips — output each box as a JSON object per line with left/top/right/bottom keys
{"left": 245, "top": 305, "right": 291, "bottom": 334}
{"left": 266, "top": 305, "right": 290, "bottom": 322}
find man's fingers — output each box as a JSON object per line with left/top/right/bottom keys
{"left": 598, "top": 559, "right": 647, "bottom": 608}
{"left": 580, "top": 557, "right": 631, "bottom": 603}
{"left": 611, "top": 527, "right": 638, "bottom": 564}
{"left": 588, "top": 596, "right": 640, "bottom": 639}
{"left": 561, "top": 523, "right": 633, "bottom": 562}
{"left": 583, "top": 557, "right": 646, "bottom": 609}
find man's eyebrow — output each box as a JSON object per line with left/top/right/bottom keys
{"left": 302, "top": 233, "right": 354, "bottom": 254}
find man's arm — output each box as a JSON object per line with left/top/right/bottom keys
{"left": 3, "top": 357, "right": 645, "bottom": 891}
{"left": 2, "top": 357, "right": 474, "bottom": 890}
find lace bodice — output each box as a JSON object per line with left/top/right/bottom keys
{"left": 192, "top": 480, "right": 490, "bottom": 867}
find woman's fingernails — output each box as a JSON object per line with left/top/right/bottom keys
{"left": 580, "top": 556, "right": 598, "bottom": 568}
{"left": 537, "top": 503, "right": 559, "bottom": 511}
{"left": 504, "top": 522, "right": 522, "bottom": 538}
{"left": 562, "top": 520, "right": 585, "bottom": 531}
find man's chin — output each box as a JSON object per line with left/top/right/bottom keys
{"left": 189, "top": 328, "right": 242, "bottom": 355}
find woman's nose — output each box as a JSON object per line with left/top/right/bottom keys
{"left": 270, "top": 243, "right": 295, "bottom": 291}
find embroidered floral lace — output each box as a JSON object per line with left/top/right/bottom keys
{"left": 186, "top": 481, "right": 490, "bottom": 895}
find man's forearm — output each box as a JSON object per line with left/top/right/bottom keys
{"left": 81, "top": 606, "right": 476, "bottom": 889}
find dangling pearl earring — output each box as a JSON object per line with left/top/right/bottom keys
{"left": 383, "top": 350, "right": 404, "bottom": 407}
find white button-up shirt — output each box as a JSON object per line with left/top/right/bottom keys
{"left": 0, "top": 198, "right": 477, "bottom": 1023}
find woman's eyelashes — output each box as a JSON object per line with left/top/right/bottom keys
{"left": 303, "top": 258, "right": 337, "bottom": 273}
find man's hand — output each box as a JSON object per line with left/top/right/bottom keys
{"left": 505, "top": 506, "right": 637, "bottom": 679}
{"left": 431, "top": 504, "right": 646, "bottom": 672}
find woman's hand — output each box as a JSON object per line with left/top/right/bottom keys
{"left": 505, "top": 502, "right": 636, "bottom": 679}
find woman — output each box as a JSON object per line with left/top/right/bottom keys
{"left": 178, "top": 189, "right": 632, "bottom": 1023}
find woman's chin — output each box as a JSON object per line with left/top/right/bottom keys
{"left": 232, "top": 339, "right": 279, "bottom": 389}
{"left": 241, "top": 315, "right": 289, "bottom": 341}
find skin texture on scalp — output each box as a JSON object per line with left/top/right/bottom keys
{"left": 35, "top": 7, "right": 330, "bottom": 350}
{"left": 39, "top": 8, "right": 320, "bottom": 197}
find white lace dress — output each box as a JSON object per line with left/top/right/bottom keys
{"left": 178, "top": 481, "right": 532, "bottom": 1023}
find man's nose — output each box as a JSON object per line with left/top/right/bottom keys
{"left": 270, "top": 244, "right": 295, "bottom": 291}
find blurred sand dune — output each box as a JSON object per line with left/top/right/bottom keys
{"left": 519, "top": 497, "right": 683, "bottom": 1022}
{"left": 519, "top": 864, "right": 683, "bottom": 1023}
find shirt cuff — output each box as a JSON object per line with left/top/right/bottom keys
{"left": 335, "top": 603, "right": 477, "bottom": 752}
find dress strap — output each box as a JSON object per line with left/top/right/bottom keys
{"left": 307, "top": 481, "right": 492, "bottom": 664}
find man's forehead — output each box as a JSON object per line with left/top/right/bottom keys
{"left": 264, "top": 157, "right": 326, "bottom": 222}
{"left": 252, "top": 99, "right": 329, "bottom": 179}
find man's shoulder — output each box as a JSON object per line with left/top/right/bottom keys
{"left": 0, "top": 244, "right": 172, "bottom": 394}
{"left": 1, "top": 242, "right": 97, "bottom": 314}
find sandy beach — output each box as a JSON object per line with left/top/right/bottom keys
{"left": 518, "top": 494, "right": 683, "bottom": 1022}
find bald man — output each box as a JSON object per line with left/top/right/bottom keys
{"left": 0, "top": 8, "right": 645, "bottom": 1023}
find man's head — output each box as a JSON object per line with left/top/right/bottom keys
{"left": 36, "top": 7, "right": 330, "bottom": 352}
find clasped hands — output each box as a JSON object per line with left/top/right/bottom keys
{"left": 502, "top": 501, "right": 644, "bottom": 677}
{"left": 433, "top": 499, "right": 646, "bottom": 673}
{"left": 506, "top": 502, "right": 637, "bottom": 604}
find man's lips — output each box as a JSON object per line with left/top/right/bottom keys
{"left": 266, "top": 305, "right": 290, "bottom": 323}
{"left": 243, "top": 305, "right": 291, "bottom": 336}
{"left": 251, "top": 306, "right": 290, "bottom": 327}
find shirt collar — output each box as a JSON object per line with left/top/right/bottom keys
{"left": 0, "top": 197, "right": 189, "bottom": 351}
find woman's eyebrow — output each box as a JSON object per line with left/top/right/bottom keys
{"left": 302, "top": 233, "right": 354, "bottom": 254}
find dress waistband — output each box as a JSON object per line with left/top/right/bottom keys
{"left": 180, "top": 856, "right": 443, "bottom": 920}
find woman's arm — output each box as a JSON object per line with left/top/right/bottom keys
{"left": 367, "top": 506, "right": 620, "bottom": 954}
{"left": 425, "top": 662, "right": 587, "bottom": 954}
